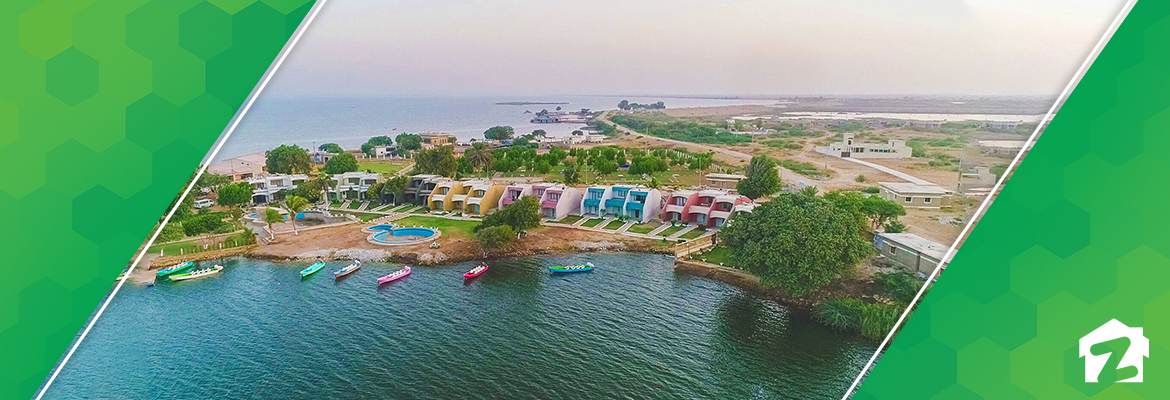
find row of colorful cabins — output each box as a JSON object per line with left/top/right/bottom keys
{"left": 403, "top": 175, "right": 755, "bottom": 227}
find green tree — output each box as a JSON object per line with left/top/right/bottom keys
{"left": 415, "top": 146, "right": 458, "bottom": 176}
{"left": 719, "top": 193, "right": 874, "bottom": 295}
{"left": 266, "top": 145, "right": 312, "bottom": 174}
{"left": 263, "top": 207, "right": 283, "bottom": 238}
{"left": 884, "top": 220, "right": 908, "bottom": 233}
{"left": 292, "top": 179, "right": 322, "bottom": 203}
{"left": 477, "top": 196, "right": 541, "bottom": 233}
{"left": 395, "top": 133, "right": 422, "bottom": 151}
{"left": 380, "top": 175, "right": 408, "bottom": 204}
{"left": 195, "top": 173, "right": 232, "bottom": 192}
{"left": 218, "top": 182, "right": 253, "bottom": 206}
{"left": 361, "top": 136, "right": 395, "bottom": 156}
{"left": 561, "top": 159, "right": 581, "bottom": 184}
{"left": 318, "top": 143, "right": 344, "bottom": 153}
{"left": 483, "top": 125, "right": 515, "bottom": 141}
{"left": 862, "top": 195, "right": 906, "bottom": 230}
{"left": 464, "top": 142, "right": 494, "bottom": 175}
{"left": 476, "top": 225, "right": 516, "bottom": 250}
{"left": 323, "top": 152, "right": 359, "bottom": 174}
{"left": 534, "top": 159, "right": 552, "bottom": 174}
{"left": 365, "top": 182, "right": 384, "bottom": 205}
{"left": 283, "top": 195, "right": 310, "bottom": 235}
{"left": 532, "top": 129, "right": 547, "bottom": 137}
{"left": 737, "top": 155, "right": 781, "bottom": 199}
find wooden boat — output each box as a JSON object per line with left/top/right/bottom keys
{"left": 156, "top": 261, "right": 193, "bottom": 277}
{"left": 463, "top": 263, "right": 488, "bottom": 280}
{"left": 334, "top": 261, "right": 362, "bottom": 279}
{"left": 549, "top": 262, "right": 594, "bottom": 274}
{"left": 169, "top": 265, "right": 223, "bottom": 281}
{"left": 301, "top": 261, "right": 326, "bottom": 278}
{"left": 377, "top": 266, "right": 411, "bottom": 285}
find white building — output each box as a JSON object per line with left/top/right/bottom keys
{"left": 816, "top": 133, "right": 911, "bottom": 159}
{"left": 330, "top": 171, "right": 381, "bottom": 201}
{"left": 247, "top": 174, "right": 308, "bottom": 204}
{"left": 208, "top": 152, "right": 267, "bottom": 181}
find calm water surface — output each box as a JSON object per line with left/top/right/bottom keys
{"left": 46, "top": 253, "right": 873, "bottom": 399}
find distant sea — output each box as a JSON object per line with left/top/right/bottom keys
{"left": 216, "top": 95, "right": 779, "bottom": 160}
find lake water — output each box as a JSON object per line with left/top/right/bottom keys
{"left": 44, "top": 253, "right": 874, "bottom": 399}
{"left": 218, "top": 95, "right": 779, "bottom": 159}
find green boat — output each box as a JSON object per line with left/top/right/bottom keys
{"left": 156, "top": 261, "right": 193, "bottom": 277}
{"left": 301, "top": 261, "right": 326, "bottom": 278}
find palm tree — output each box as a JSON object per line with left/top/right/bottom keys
{"left": 465, "top": 143, "right": 494, "bottom": 176}
{"left": 262, "top": 207, "right": 283, "bottom": 240}
{"left": 283, "top": 195, "right": 310, "bottom": 235}
{"left": 317, "top": 173, "right": 334, "bottom": 206}
{"left": 799, "top": 185, "right": 819, "bottom": 198}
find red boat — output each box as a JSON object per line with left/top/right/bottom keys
{"left": 463, "top": 263, "right": 488, "bottom": 280}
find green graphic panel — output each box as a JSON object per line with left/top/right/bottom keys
{"left": 857, "top": 2, "right": 1170, "bottom": 399}
{"left": 0, "top": 0, "right": 316, "bottom": 398}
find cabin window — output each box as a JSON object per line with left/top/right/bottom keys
{"left": 904, "top": 196, "right": 913, "bottom": 203}
{"left": 924, "top": 197, "right": 932, "bottom": 204}
{"left": 889, "top": 246, "right": 898, "bottom": 255}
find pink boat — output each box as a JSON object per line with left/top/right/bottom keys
{"left": 377, "top": 266, "right": 411, "bottom": 285}
{"left": 463, "top": 263, "right": 488, "bottom": 280}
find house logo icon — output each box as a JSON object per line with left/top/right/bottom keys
{"left": 1079, "top": 319, "right": 1149, "bottom": 383}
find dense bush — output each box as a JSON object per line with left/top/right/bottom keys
{"left": 815, "top": 298, "right": 902, "bottom": 340}
{"left": 610, "top": 115, "right": 751, "bottom": 145}
{"left": 875, "top": 271, "right": 924, "bottom": 303}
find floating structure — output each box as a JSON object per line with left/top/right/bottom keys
{"left": 378, "top": 266, "right": 412, "bottom": 284}
{"left": 464, "top": 263, "right": 488, "bottom": 280}
{"left": 301, "top": 261, "right": 326, "bottom": 278}
{"left": 549, "top": 262, "right": 594, "bottom": 274}
{"left": 156, "top": 261, "right": 193, "bottom": 277}
{"left": 334, "top": 261, "right": 361, "bottom": 279}
{"left": 170, "top": 265, "right": 224, "bottom": 281}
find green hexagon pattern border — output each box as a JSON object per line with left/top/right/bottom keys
{"left": 0, "top": 0, "right": 317, "bottom": 398}
{"left": 856, "top": 1, "right": 1170, "bottom": 399}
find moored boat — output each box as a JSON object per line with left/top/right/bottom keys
{"left": 377, "top": 266, "right": 411, "bottom": 285}
{"left": 549, "top": 262, "right": 593, "bottom": 274}
{"left": 301, "top": 261, "right": 326, "bottom": 278}
{"left": 334, "top": 260, "right": 362, "bottom": 279}
{"left": 463, "top": 263, "right": 488, "bottom": 280}
{"left": 169, "top": 265, "right": 223, "bottom": 281}
{"left": 156, "top": 261, "right": 193, "bottom": 277}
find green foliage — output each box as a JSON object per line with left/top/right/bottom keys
{"left": 263, "top": 207, "right": 283, "bottom": 226}
{"left": 182, "top": 213, "right": 231, "bottom": 236}
{"left": 610, "top": 114, "right": 750, "bottom": 145}
{"left": 561, "top": 160, "right": 581, "bottom": 184}
{"left": 627, "top": 155, "right": 669, "bottom": 176}
{"left": 778, "top": 159, "right": 830, "bottom": 179}
{"left": 875, "top": 271, "right": 925, "bottom": 303}
{"left": 828, "top": 121, "right": 865, "bottom": 132}
{"left": 218, "top": 182, "right": 253, "bottom": 206}
{"left": 884, "top": 220, "right": 908, "bottom": 233}
{"left": 380, "top": 175, "right": 408, "bottom": 203}
{"left": 855, "top": 174, "right": 866, "bottom": 183}
{"left": 477, "top": 196, "right": 541, "bottom": 233}
{"left": 415, "top": 146, "right": 458, "bottom": 177}
{"left": 764, "top": 139, "right": 802, "bottom": 150}
{"left": 476, "top": 225, "right": 516, "bottom": 249}
{"left": 484, "top": 125, "right": 515, "bottom": 141}
{"left": 395, "top": 133, "right": 422, "bottom": 151}
{"left": 464, "top": 142, "right": 494, "bottom": 174}
{"left": 322, "top": 152, "right": 359, "bottom": 174}
{"left": 318, "top": 143, "right": 344, "bottom": 153}
{"left": 266, "top": 144, "right": 312, "bottom": 174}
{"left": 195, "top": 173, "right": 232, "bottom": 191}
{"left": 292, "top": 179, "right": 322, "bottom": 203}
{"left": 862, "top": 195, "right": 906, "bottom": 230}
{"left": 719, "top": 192, "right": 874, "bottom": 295}
{"left": 861, "top": 186, "right": 880, "bottom": 194}
{"left": 737, "top": 155, "right": 781, "bottom": 199}
{"left": 360, "top": 136, "right": 394, "bottom": 156}
{"left": 815, "top": 298, "right": 903, "bottom": 340}
{"left": 159, "top": 223, "right": 186, "bottom": 242}
{"left": 365, "top": 182, "right": 384, "bottom": 204}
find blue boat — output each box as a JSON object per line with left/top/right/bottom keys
{"left": 301, "top": 261, "right": 326, "bottom": 278}
{"left": 156, "top": 261, "right": 193, "bottom": 277}
{"left": 549, "top": 262, "right": 594, "bottom": 274}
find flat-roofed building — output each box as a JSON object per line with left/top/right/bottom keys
{"left": 978, "top": 140, "right": 1029, "bottom": 157}
{"left": 208, "top": 152, "right": 267, "bottom": 182}
{"left": 878, "top": 182, "right": 952, "bottom": 209}
{"left": 816, "top": 133, "right": 911, "bottom": 159}
{"left": 874, "top": 232, "right": 950, "bottom": 272}
{"left": 704, "top": 173, "right": 747, "bottom": 190}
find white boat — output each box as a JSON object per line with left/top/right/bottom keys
{"left": 169, "top": 265, "right": 224, "bottom": 281}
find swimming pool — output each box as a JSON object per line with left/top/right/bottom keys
{"left": 366, "top": 224, "right": 440, "bottom": 245}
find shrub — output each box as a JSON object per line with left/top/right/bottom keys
{"left": 815, "top": 298, "right": 863, "bottom": 331}
{"left": 476, "top": 225, "right": 516, "bottom": 249}
{"left": 159, "top": 223, "right": 185, "bottom": 242}
{"left": 875, "top": 271, "right": 925, "bottom": 303}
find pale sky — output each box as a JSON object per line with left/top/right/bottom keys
{"left": 267, "top": 0, "right": 1129, "bottom": 97}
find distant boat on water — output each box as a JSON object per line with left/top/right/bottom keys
{"left": 170, "top": 265, "right": 223, "bottom": 281}
{"left": 378, "top": 266, "right": 411, "bottom": 285}
{"left": 334, "top": 261, "right": 361, "bottom": 279}
{"left": 549, "top": 262, "right": 593, "bottom": 274}
{"left": 156, "top": 261, "right": 193, "bottom": 277}
{"left": 301, "top": 261, "right": 326, "bottom": 278}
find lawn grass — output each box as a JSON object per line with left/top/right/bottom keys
{"left": 690, "top": 245, "right": 736, "bottom": 267}
{"left": 581, "top": 218, "right": 605, "bottom": 228}
{"left": 627, "top": 222, "right": 660, "bottom": 234}
{"left": 412, "top": 207, "right": 429, "bottom": 214}
{"left": 330, "top": 201, "right": 343, "bottom": 208}
{"left": 680, "top": 228, "right": 707, "bottom": 239}
{"left": 357, "top": 161, "right": 407, "bottom": 176}
{"left": 602, "top": 220, "right": 624, "bottom": 230}
{"left": 346, "top": 201, "right": 364, "bottom": 209}
{"left": 557, "top": 215, "right": 583, "bottom": 224}
{"left": 340, "top": 212, "right": 382, "bottom": 222}
{"left": 394, "top": 216, "right": 480, "bottom": 239}
{"left": 658, "top": 225, "right": 685, "bottom": 237}
{"left": 148, "top": 237, "right": 249, "bottom": 257}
